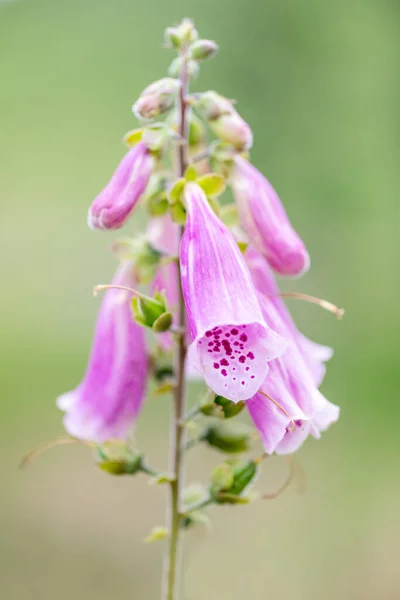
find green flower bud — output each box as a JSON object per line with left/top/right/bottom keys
{"left": 190, "top": 39, "right": 219, "bottom": 61}
{"left": 214, "top": 396, "right": 245, "bottom": 419}
{"left": 204, "top": 422, "right": 252, "bottom": 453}
{"left": 96, "top": 441, "right": 143, "bottom": 476}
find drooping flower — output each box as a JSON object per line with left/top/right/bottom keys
{"left": 57, "top": 261, "right": 148, "bottom": 442}
{"left": 88, "top": 142, "right": 154, "bottom": 230}
{"left": 180, "top": 181, "right": 287, "bottom": 402}
{"left": 231, "top": 156, "right": 310, "bottom": 277}
{"left": 246, "top": 247, "right": 332, "bottom": 386}
{"left": 247, "top": 294, "right": 339, "bottom": 454}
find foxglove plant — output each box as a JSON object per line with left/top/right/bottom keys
{"left": 27, "top": 18, "right": 344, "bottom": 600}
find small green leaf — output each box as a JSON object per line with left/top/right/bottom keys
{"left": 169, "top": 178, "right": 186, "bottom": 204}
{"left": 197, "top": 173, "right": 226, "bottom": 197}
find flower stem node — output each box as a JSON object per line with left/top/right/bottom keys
{"left": 96, "top": 441, "right": 143, "bottom": 476}
{"left": 204, "top": 422, "right": 252, "bottom": 453}
{"left": 189, "top": 40, "right": 219, "bottom": 61}
{"left": 133, "top": 78, "right": 180, "bottom": 122}
{"left": 168, "top": 57, "right": 199, "bottom": 81}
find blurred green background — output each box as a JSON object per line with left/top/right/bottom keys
{"left": 1, "top": 0, "right": 398, "bottom": 598}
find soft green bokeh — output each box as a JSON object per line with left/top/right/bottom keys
{"left": 1, "top": 1, "right": 398, "bottom": 598}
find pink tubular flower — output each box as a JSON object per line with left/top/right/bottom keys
{"left": 180, "top": 182, "right": 287, "bottom": 402}
{"left": 57, "top": 261, "right": 148, "bottom": 442}
{"left": 88, "top": 142, "right": 154, "bottom": 230}
{"left": 231, "top": 155, "right": 310, "bottom": 277}
{"left": 246, "top": 247, "right": 332, "bottom": 386}
{"left": 247, "top": 295, "right": 339, "bottom": 454}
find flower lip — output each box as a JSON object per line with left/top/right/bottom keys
{"left": 194, "top": 321, "right": 287, "bottom": 402}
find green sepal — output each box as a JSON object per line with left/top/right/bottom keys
{"left": 237, "top": 241, "right": 249, "bottom": 254}
{"left": 169, "top": 178, "right": 186, "bottom": 204}
{"left": 214, "top": 396, "right": 245, "bottom": 419}
{"left": 170, "top": 201, "right": 187, "bottom": 225}
{"left": 123, "top": 128, "right": 143, "bottom": 147}
{"left": 230, "top": 460, "right": 258, "bottom": 495}
{"left": 197, "top": 173, "right": 226, "bottom": 197}
{"left": 152, "top": 311, "right": 173, "bottom": 333}
{"left": 185, "top": 164, "right": 198, "bottom": 181}
{"left": 131, "top": 293, "right": 166, "bottom": 329}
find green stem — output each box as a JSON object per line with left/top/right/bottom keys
{"left": 162, "top": 52, "right": 189, "bottom": 600}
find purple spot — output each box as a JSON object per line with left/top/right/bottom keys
{"left": 225, "top": 333, "right": 231, "bottom": 337}
{"left": 206, "top": 331, "right": 212, "bottom": 338}
{"left": 208, "top": 342, "right": 213, "bottom": 347}
{"left": 208, "top": 350, "right": 212, "bottom": 353}
{"left": 233, "top": 367, "right": 236, "bottom": 371}
{"left": 231, "top": 328, "right": 239, "bottom": 335}
{"left": 233, "top": 377, "right": 236, "bottom": 381}
{"left": 247, "top": 352, "right": 255, "bottom": 360}
{"left": 221, "top": 369, "right": 227, "bottom": 377}
{"left": 241, "top": 381, "right": 245, "bottom": 385}
{"left": 213, "top": 362, "right": 220, "bottom": 369}
{"left": 239, "top": 355, "right": 246, "bottom": 364}
{"left": 240, "top": 334, "right": 248, "bottom": 342}
{"left": 245, "top": 367, "right": 250, "bottom": 371}
{"left": 234, "top": 341, "right": 239, "bottom": 346}
{"left": 251, "top": 375, "right": 255, "bottom": 379}
{"left": 220, "top": 358, "right": 229, "bottom": 366}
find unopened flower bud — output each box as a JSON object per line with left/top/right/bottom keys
{"left": 204, "top": 422, "right": 252, "bottom": 453}
{"left": 164, "top": 18, "right": 198, "bottom": 48}
{"left": 193, "top": 91, "right": 233, "bottom": 121}
{"left": 97, "top": 441, "right": 143, "bottom": 476}
{"left": 133, "top": 78, "right": 180, "bottom": 121}
{"left": 190, "top": 39, "right": 219, "bottom": 61}
{"left": 210, "top": 112, "right": 253, "bottom": 150}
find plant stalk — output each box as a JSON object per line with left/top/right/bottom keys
{"left": 161, "top": 52, "right": 189, "bottom": 600}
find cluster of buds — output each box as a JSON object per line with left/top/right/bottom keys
{"left": 52, "top": 17, "right": 342, "bottom": 529}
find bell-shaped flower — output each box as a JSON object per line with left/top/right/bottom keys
{"left": 180, "top": 182, "right": 287, "bottom": 402}
{"left": 231, "top": 156, "right": 310, "bottom": 277}
{"left": 246, "top": 247, "right": 332, "bottom": 386}
{"left": 57, "top": 261, "right": 148, "bottom": 442}
{"left": 88, "top": 142, "right": 154, "bottom": 230}
{"left": 247, "top": 295, "right": 339, "bottom": 454}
